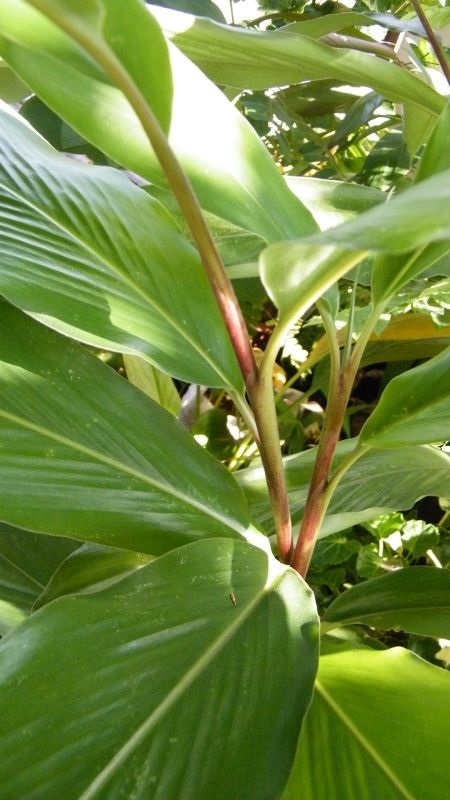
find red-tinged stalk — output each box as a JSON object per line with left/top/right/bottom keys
{"left": 37, "top": 9, "right": 293, "bottom": 560}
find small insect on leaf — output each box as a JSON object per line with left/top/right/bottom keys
{"left": 229, "top": 592, "right": 237, "bottom": 607}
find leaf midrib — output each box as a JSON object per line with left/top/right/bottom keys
{"left": 0, "top": 408, "right": 247, "bottom": 537}
{"left": 315, "top": 679, "right": 416, "bottom": 800}
{"left": 0, "top": 176, "right": 237, "bottom": 389}
{"left": 0, "top": 551, "right": 45, "bottom": 590}
{"left": 78, "top": 560, "right": 288, "bottom": 800}
{"left": 327, "top": 602, "right": 450, "bottom": 625}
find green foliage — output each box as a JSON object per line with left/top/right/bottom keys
{"left": 0, "top": 0, "right": 449, "bottom": 797}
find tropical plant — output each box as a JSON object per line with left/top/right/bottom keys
{"left": 0, "top": 0, "right": 449, "bottom": 797}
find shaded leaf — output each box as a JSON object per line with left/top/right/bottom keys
{"left": 0, "top": 538, "right": 319, "bottom": 800}
{"left": 323, "top": 567, "right": 450, "bottom": 639}
{"left": 149, "top": 0, "right": 226, "bottom": 24}
{"left": 123, "top": 356, "right": 181, "bottom": 417}
{"left": 34, "top": 543, "right": 153, "bottom": 609}
{"left": 416, "top": 101, "right": 450, "bottom": 182}
{"left": 0, "top": 300, "right": 254, "bottom": 555}
{"left": 283, "top": 647, "right": 450, "bottom": 800}
{"left": 0, "top": 103, "right": 242, "bottom": 389}
{"left": 310, "top": 535, "right": 360, "bottom": 570}
{"left": 237, "top": 440, "right": 450, "bottom": 537}
{"left": 359, "top": 347, "right": 450, "bottom": 447}
{"left": 372, "top": 242, "right": 450, "bottom": 306}
{"left": 0, "top": 522, "right": 77, "bottom": 612}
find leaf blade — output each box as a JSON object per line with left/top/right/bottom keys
{"left": 284, "top": 647, "right": 450, "bottom": 800}
{"left": 323, "top": 567, "right": 450, "bottom": 638}
{"left": 0, "top": 301, "right": 252, "bottom": 554}
{"left": 359, "top": 347, "right": 450, "bottom": 447}
{"left": 238, "top": 440, "right": 450, "bottom": 537}
{"left": 0, "top": 103, "right": 242, "bottom": 389}
{"left": 0, "top": 538, "right": 319, "bottom": 800}
{"left": 0, "top": 0, "right": 316, "bottom": 241}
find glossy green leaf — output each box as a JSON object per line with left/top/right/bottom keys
{"left": 27, "top": 0, "right": 173, "bottom": 134}
{"left": 237, "top": 440, "right": 450, "bottom": 537}
{"left": 0, "top": 103, "right": 242, "bottom": 389}
{"left": 34, "top": 543, "right": 153, "bottom": 609}
{"left": 0, "top": 600, "right": 26, "bottom": 636}
{"left": 149, "top": 0, "right": 226, "bottom": 24}
{"left": 306, "top": 170, "right": 450, "bottom": 253}
{"left": 262, "top": 170, "right": 450, "bottom": 319}
{"left": 260, "top": 243, "right": 362, "bottom": 323}
{"left": 285, "top": 177, "right": 385, "bottom": 231}
{"left": 360, "top": 347, "right": 450, "bottom": 447}
{"left": 0, "top": 0, "right": 315, "bottom": 241}
{"left": 416, "top": 101, "right": 450, "bottom": 182}
{"left": 283, "top": 11, "right": 375, "bottom": 38}
{"left": 372, "top": 242, "right": 450, "bottom": 306}
{"left": 0, "top": 538, "right": 319, "bottom": 800}
{"left": 0, "top": 300, "right": 254, "bottom": 554}
{"left": 156, "top": 8, "right": 445, "bottom": 116}
{"left": 323, "top": 567, "right": 450, "bottom": 639}
{"left": 283, "top": 647, "right": 450, "bottom": 800}
{"left": 0, "top": 57, "right": 28, "bottom": 101}
{"left": 123, "top": 356, "right": 181, "bottom": 417}
{"left": 0, "top": 522, "right": 77, "bottom": 612}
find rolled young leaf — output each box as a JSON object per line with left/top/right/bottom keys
{"left": 0, "top": 102, "right": 243, "bottom": 389}
{"left": 359, "top": 346, "right": 450, "bottom": 447}
{"left": 0, "top": 300, "right": 254, "bottom": 554}
{"left": 322, "top": 566, "right": 450, "bottom": 639}
{"left": 0, "top": 537, "right": 319, "bottom": 800}
{"left": 283, "top": 646, "right": 450, "bottom": 800}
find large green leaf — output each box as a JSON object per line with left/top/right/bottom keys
{"left": 261, "top": 243, "right": 362, "bottom": 323}
{"left": 156, "top": 8, "right": 445, "bottom": 116}
{"left": 261, "top": 170, "right": 450, "bottom": 319}
{"left": 237, "top": 441, "right": 450, "bottom": 537}
{"left": 304, "top": 170, "right": 450, "bottom": 254}
{"left": 322, "top": 567, "right": 450, "bottom": 639}
{"left": 29, "top": 0, "right": 173, "bottom": 133}
{"left": 0, "top": 103, "right": 242, "bottom": 389}
{"left": 283, "top": 647, "right": 450, "bottom": 800}
{"left": 0, "top": 538, "right": 319, "bottom": 799}
{"left": 360, "top": 347, "right": 450, "bottom": 447}
{"left": 0, "top": 0, "right": 316, "bottom": 241}
{"left": 285, "top": 177, "right": 385, "bottom": 231}
{"left": 0, "top": 300, "right": 255, "bottom": 554}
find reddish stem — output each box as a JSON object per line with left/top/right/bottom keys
{"left": 291, "top": 368, "right": 352, "bottom": 577}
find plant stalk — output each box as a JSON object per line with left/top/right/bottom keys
{"left": 248, "top": 367, "right": 293, "bottom": 562}
{"left": 409, "top": 0, "right": 450, "bottom": 85}
{"left": 291, "top": 302, "right": 377, "bottom": 576}
{"left": 42, "top": 13, "right": 294, "bottom": 558}
{"left": 291, "top": 366, "right": 350, "bottom": 576}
